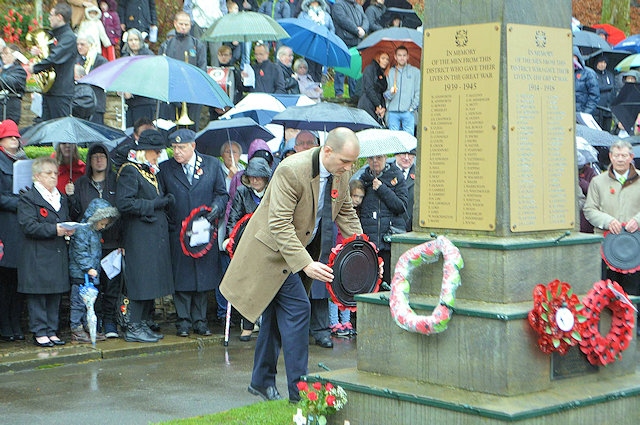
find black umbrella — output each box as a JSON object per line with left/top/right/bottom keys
{"left": 585, "top": 48, "right": 632, "bottom": 72}
{"left": 573, "top": 30, "right": 611, "bottom": 58}
{"left": 610, "top": 83, "right": 640, "bottom": 134}
{"left": 195, "top": 117, "right": 274, "bottom": 157}
{"left": 270, "top": 102, "right": 381, "bottom": 131}
{"left": 21, "top": 116, "right": 125, "bottom": 147}
{"left": 380, "top": 7, "right": 422, "bottom": 29}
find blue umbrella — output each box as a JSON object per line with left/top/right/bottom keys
{"left": 220, "top": 93, "right": 316, "bottom": 125}
{"left": 277, "top": 18, "right": 351, "bottom": 67}
{"left": 195, "top": 117, "right": 274, "bottom": 156}
{"left": 79, "top": 55, "right": 233, "bottom": 108}
{"left": 614, "top": 34, "right": 640, "bottom": 54}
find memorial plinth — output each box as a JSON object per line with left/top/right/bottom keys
{"left": 308, "top": 1, "right": 640, "bottom": 423}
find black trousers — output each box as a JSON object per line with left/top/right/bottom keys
{"left": 0, "top": 267, "right": 23, "bottom": 337}
{"left": 174, "top": 290, "right": 208, "bottom": 329}
{"left": 26, "top": 293, "right": 62, "bottom": 337}
{"left": 42, "top": 95, "right": 72, "bottom": 120}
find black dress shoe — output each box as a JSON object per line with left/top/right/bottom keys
{"left": 248, "top": 384, "right": 282, "bottom": 401}
{"left": 238, "top": 334, "right": 251, "bottom": 342}
{"left": 315, "top": 336, "right": 333, "bottom": 348}
{"left": 124, "top": 323, "right": 159, "bottom": 343}
{"left": 49, "top": 337, "right": 65, "bottom": 346}
{"left": 0, "top": 335, "right": 15, "bottom": 342}
{"left": 193, "top": 327, "right": 212, "bottom": 336}
{"left": 144, "top": 320, "right": 161, "bottom": 332}
{"left": 13, "top": 334, "right": 25, "bottom": 341}
{"left": 32, "top": 336, "right": 54, "bottom": 347}
{"left": 176, "top": 329, "right": 189, "bottom": 337}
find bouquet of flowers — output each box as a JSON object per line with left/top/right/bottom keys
{"left": 296, "top": 381, "right": 347, "bottom": 425}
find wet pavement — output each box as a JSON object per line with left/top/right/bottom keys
{"left": 0, "top": 324, "right": 357, "bottom": 425}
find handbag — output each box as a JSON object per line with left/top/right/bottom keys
{"left": 115, "top": 258, "right": 130, "bottom": 328}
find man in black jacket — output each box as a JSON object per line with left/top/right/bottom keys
{"left": 242, "top": 43, "right": 285, "bottom": 94}
{"left": 29, "top": 2, "right": 77, "bottom": 120}
{"left": 332, "top": 0, "right": 368, "bottom": 100}
{"left": 276, "top": 46, "right": 300, "bottom": 95}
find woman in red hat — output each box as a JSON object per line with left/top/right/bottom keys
{"left": 0, "top": 119, "right": 27, "bottom": 342}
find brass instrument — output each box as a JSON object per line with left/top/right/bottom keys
{"left": 26, "top": 28, "right": 56, "bottom": 93}
{"left": 175, "top": 51, "right": 194, "bottom": 127}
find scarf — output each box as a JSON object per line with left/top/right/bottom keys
{"left": 34, "top": 181, "right": 61, "bottom": 212}
{"left": 0, "top": 146, "right": 28, "bottom": 161}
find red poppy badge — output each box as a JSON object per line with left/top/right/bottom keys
{"left": 40, "top": 207, "right": 48, "bottom": 218}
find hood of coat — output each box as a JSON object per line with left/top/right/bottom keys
{"left": 82, "top": 197, "right": 120, "bottom": 227}
{"left": 573, "top": 46, "right": 586, "bottom": 68}
{"left": 301, "top": 0, "right": 329, "bottom": 12}
{"left": 84, "top": 5, "right": 103, "bottom": 21}
{"left": 248, "top": 138, "right": 272, "bottom": 160}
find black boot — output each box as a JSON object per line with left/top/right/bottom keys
{"left": 124, "top": 323, "right": 159, "bottom": 343}
{"left": 141, "top": 321, "right": 164, "bottom": 339}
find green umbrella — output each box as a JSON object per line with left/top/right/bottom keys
{"left": 334, "top": 47, "right": 362, "bottom": 79}
{"left": 201, "top": 11, "right": 289, "bottom": 43}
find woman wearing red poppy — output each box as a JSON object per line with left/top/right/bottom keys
{"left": 17, "top": 156, "right": 75, "bottom": 347}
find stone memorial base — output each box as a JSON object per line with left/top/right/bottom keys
{"left": 309, "top": 233, "right": 640, "bottom": 423}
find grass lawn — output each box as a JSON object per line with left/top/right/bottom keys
{"left": 157, "top": 400, "right": 299, "bottom": 425}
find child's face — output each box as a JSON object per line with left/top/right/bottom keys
{"left": 351, "top": 188, "right": 365, "bottom": 207}
{"left": 94, "top": 218, "right": 111, "bottom": 231}
{"left": 100, "top": 1, "right": 108, "bottom": 12}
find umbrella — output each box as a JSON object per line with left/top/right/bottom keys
{"left": 201, "top": 11, "right": 289, "bottom": 43}
{"left": 576, "top": 124, "right": 619, "bottom": 147}
{"left": 277, "top": 18, "right": 350, "bottom": 68}
{"left": 576, "top": 136, "right": 599, "bottom": 164}
{"left": 220, "top": 93, "right": 315, "bottom": 125}
{"left": 614, "top": 34, "right": 640, "bottom": 54}
{"left": 79, "top": 275, "right": 99, "bottom": 347}
{"left": 591, "top": 24, "right": 626, "bottom": 46}
{"left": 380, "top": 7, "right": 422, "bottom": 29}
{"left": 21, "top": 116, "right": 125, "bottom": 146}
{"left": 610, "top": 83, "right": 640, "bottom": 134}
{"left": 573, "top": 30, "right": 611, "bottom": 57}
{"left": 614, "top": 53, "right": 640, "bottom": 72}
{"left": 195, "top": 117, "right": 274, "bottom": 156}
{"left": 356, "top": 27, "right": 422, "bottom": 70}
{"left": 79, "top": 55, "right": 233, "bottom": 108}
{"left": 356, "top": 128, "right": 413, "bottom": 158}
{"left": 587, "top": 48, "right": 632, "bottom": 71}
{"left": 334, "top": 47, "right": 363, "bottom": 80}
{"left": 270, "top": 102, "right": 382, "bottom": 131}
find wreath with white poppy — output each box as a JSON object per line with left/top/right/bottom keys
{"left": 389, "top": 236, "right": 464, "bottom": 335}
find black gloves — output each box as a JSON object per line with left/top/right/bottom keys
{"left": 153, "top": 194, "right": 175, "bottom": 209}
{"left": 205, "top": 204, "right": 222, "bottom": 223}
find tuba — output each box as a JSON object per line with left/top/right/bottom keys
{"left": 175, "top": 51, "right": 194, "bottom": 127}
{"left": 26, "top": 28, "right": 56, "bottom": 93}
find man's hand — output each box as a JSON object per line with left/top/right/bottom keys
{"left": 625, "top": 218, "right": 639, "bottom": 233}
{"left": 372, "top": 177, "right": 382, "bottom": 190}
{"left": 303, "top": 261, "right": 334, "bottom": 282}
{"left": 65, "top": 182, "right": 75, "bottom": 196}
{"left": 609, "top": 218, "right": 623, "bottom": 234}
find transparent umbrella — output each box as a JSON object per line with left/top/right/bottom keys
{"left": 79, "top": 274, "right": 99, "bottom": 347}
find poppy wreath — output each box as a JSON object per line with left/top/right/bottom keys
{"left": 226, "top": 213, "right": 253, "bottom": 259}
{"left": 528, "top": 279, "right": 587, "bottom": 355}
{"left": 179, "top": 205, "right": 215, "bottom": 258}
{"left": 325, "top": 233, "right": 383, "bottom": 312}
{"left": 579, "top": 279, "right": 635, "bottom": 366}
{"left": 389, "top": 236, "right": 464, "bottom": 335}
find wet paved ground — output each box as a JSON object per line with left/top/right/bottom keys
{"left": 0, "top": 324, "right": 357, "bottom": 425}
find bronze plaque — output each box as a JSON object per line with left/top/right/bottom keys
{"left": 419, "top": 23, "right": 501, "bottom": 230}
{"left": 507, "top": 25, "right": 575, "bottom": 232}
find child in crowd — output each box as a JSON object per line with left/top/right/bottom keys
{"left": 329, "top": 179, "right": 365, "bottom": 336}
{"left": 76, "top": 5, "right": 112, "bottom": 59}
{"left": 68, "top": 198, "right": 120, "bottom": 343}
{"left": 99, "top": 0, "right": 121, "bottom": 60}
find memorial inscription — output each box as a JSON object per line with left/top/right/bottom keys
{"left": 419, "top": 23, "right": 501, "bottom": 231}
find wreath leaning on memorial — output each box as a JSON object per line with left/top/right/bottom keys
{"left": 579, "top": 280, "right": 635, "bottom": 366}
{"left": 528, "top": 279, "right": 587, "bottom": 355}
{"left": 389, "top": 236, "right": 464, "bottom": 335}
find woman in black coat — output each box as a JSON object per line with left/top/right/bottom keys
{"left": 0, "top": 120, "right": 26, "bottom": 342}
{"left": 359, "top": 155, "right": 407, "bottom": 284}
{"left": 358, "top": 51, "right": 389, "bottom": 124}
{"left": 115, "top": 129, "right": 174, "bottom": 343}
{"left": 120, "top": 28, "right": 156, "bottom": 127}
{"left": 18, "top": 157, "right": 74, "bottom": 347}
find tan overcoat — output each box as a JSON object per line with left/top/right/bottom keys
{"left": 220, "top": 147, "right": 362, "bottom": 322}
